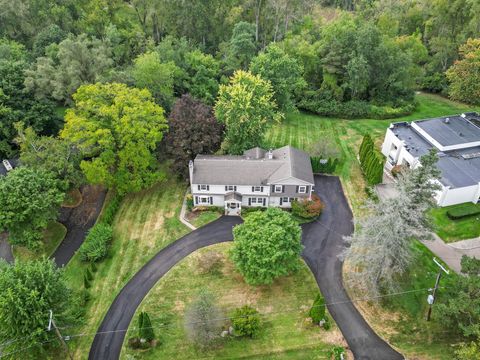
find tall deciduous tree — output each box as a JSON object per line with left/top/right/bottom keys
{"left": 131, "top": 51, "right": 178, "bottom": 111}
{"left": 0, "top": 167, "right": 64, "bottom": 249}
{"left": 24, "top": 34, "right": 113, "bottom": 104}
{"left": 15, "top": 123, "right": 84, "bottom": 190}
{"left": 183, "top": 50, "right": 220, "bottom": 105}
{"left": 446, "top": 38, "right": 480, "bottom": 105}
{"left": 344, "top": 150, "right": 440, "bottom": 295}
{"left": 230, "top": 207, "right": 303, "bottom": 285}
{"left": 184, "top": 289, "right": 223, "bottom": 349}
{"left": 165, "top": 94, "right": 224, "bottom": 179}
{"left": 215, "top": 70, "right": 282, "bottom": 155}
{"left": 0, "top": 259, "right": 74, "bottom": 357}
{"left": 224, "top": 22, "right": 257, "bottom": 72}
{"left": 61, "top": 83, "right": 168, "bottom": 195}
{"left": 250, "top": 43, "right": 306, "bottom": 111}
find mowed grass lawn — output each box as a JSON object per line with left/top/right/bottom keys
{"left": 264, "top": 92, "right": 476, "bottom": 213}
{"left": 429, "top": 203, "right": 480, "bottom": 242}
{"left": 121, "top": 243, "right": 346, "bottom": 359}
{"left": 65, "top": 175, "right": 190, "bottom": 359}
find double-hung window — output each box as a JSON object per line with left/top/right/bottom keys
{"left": 253, "top": 186, "right": 262, "bottom": 192}
{"left": 199, "top": 184, "right": 209, "bottom": 191}
{"left": 282, "top": 197, "right": 289, "bottom": 203}
{"left": 226, "top": 185, "right": 235, "bottom": 191}
{"left": 274, "top": 185, "right": 283, "bottom": 193}
{"left": 298, "top": 186, "right": 307, "bottom": 194}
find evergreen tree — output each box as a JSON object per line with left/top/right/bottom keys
{"left": 139, "top": 311, "right": 155, "bottom": 342}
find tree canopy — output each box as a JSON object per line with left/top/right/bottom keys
{"left": 61, "top": 83, "right": 168, "bottom": 195}
{"left": 0, "top": 167, "right": 64, "bottom": 249}
{"left": 230, "top": 207, "right": 303, "bottom": 285}
{"left": 215, "top": 70, "right": 282, "bottom": 155}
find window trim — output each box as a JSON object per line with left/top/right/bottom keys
{"left": 282, "top": 197, "right": 289, "bottom": 203}
{"left": 274, "top": 185, "right": 283, "bottom": 193}
{"left": 253, "top": 186, "right": 262, "bottom": 192}
{"left": 226, "top": 185, "right": 235, "bottom": 191}
{"left": 199, "top": 196, "right": 210, "bottom": 204}
{"left": 199, "top": 184, "right": 208, "bottom": 191}
{"left": 298, "top": 186, "right": 307, "bottom": 194}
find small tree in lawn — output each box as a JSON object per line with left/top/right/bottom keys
{"left": 184, "top": 289, "right": 223, "bottom": 349}
{"left": 138, "top": 311, "right": 155, "bottom": 343}
{"left": 231, "top": 305, "right": 261, "bottom": 338}
{"left": 309, "top": 294, "right": 326, "bottom": 325}
{"left": 0, "top": 167, "right": 64, "bottom": 249}
{"left": 230, "top": 207, "right": 303, "bottom": 285}
{"left": 215, "top": 70, "right": 282, "bottom": 155}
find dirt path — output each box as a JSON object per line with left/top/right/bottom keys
{"left": 52, "top": 185, "right": 107, "bottom": 267}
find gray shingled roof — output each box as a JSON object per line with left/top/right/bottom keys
{"left": 392, "top": 117, "right": 480, "bottom": 188}
{"left": 192, "top": 146, "right": 314, "bottom": 186}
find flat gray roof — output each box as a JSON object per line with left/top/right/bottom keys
{"left": 414, "top": 114, "right": 480, "bottom": 146}
{"left": 192, "top": 146, "right": 314, "bottom": 186}
{"left": 392, "top": 123, "right": 480, "bottom": 188}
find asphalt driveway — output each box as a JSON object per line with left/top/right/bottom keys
{"left": 89, "top": 175, "right": 403, "bottom": 360}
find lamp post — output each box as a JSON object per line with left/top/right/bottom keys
{"left": 426, "top": 257, "right": 449, "bottom": 321}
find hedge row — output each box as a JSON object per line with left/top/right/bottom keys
{"left": 359, "top": 134, "right": 384, "bottom": 186}
{"left": 447, "top": 203, "right": 480, "bottom": 220}
{"left": 311, "top": 157, "right": 338, "bottom": 174}
{"left": 298, "top": 92, "right": 417, "bottom": 120}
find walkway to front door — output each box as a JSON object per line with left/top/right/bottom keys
{"left": 225, "top": 202, "right": 241, "bottom": 216}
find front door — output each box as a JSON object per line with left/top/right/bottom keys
{"left": 225, "top": 202, "right": 241, "bottom": 216}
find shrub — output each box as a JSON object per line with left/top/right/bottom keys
{"left": 100, "top": 193, "right": 123, "bottom": 225}
{"left": 197, "top": 251, "right": 223, "bottom": 275}
{"left": 447, "top": 203, "right": 480, "bottom": 220}
{"left": 79, "top": 223, "right": 113, "bottom": 262}
{"left": 186, "top": 193, "right": 194, "bottom": 211}
{"left": 291, "top": 194, "right": 324, "bottom": 219}
{"left": 328, "top": 346, "right": 346, "bottom": 360}
{"left": 309, "top": 294, "right": 326, "bottom": 324}
{"left": 391, "top": 164, "right": 404, "bottom": 178}
{"left": 231, "top": 305, "right": 261, "bottom": 338}
{"left": 323, "top": 316, "right": 331, "bottom": 330}
{"left": 358, "top": 134, "right": 384, "bottom": 186}
{"left": 138, "top": 311, "right": 155, "bottom": 343}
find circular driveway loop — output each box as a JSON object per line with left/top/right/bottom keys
{"left": 89, "top": 175, "right": 403, "bottom": 360}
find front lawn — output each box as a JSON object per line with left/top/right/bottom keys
{"left": 187, "top": 209, "right": 222, "bottom": 228}
{"left": 121, "top": 243, "right": 346, "bottom": 359}
{"left": 264, "top": 92, "right": 476, "bottom": 214}
{"left": 65, "top": 174, "right": 190, "bottom": 359}
{"left": 430, "top": 203, "right": 480, "bottom": 242}
{"left": 12, "top": 221, "right": 67, "bottom": 261}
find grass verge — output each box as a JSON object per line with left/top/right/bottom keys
{"left": 65, "top": 175, "right": 190, "bottom": 359}
{"left": 12, "top": 221, "right": 67, "bottom": 261}
{"left": 62, "top": 188, "right": 83, "bottom": 208}
{"left": 121, "top": 243, "right": 346, "bottom": 359}
{"left": 430, "top": 204, "right": 480, "bottom": 242}
{"left": 188, "top": 210, "right": 222, "bottom": 228}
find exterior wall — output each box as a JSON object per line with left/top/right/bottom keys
{"left": 381, "top": 128, "right": 418, "bottom": 169}
{"left": 193, "top": 194, "right": 224, "bottom": 207}
{"left": 436, "top": 183, "right": 480, "bottom": 207}
{"left": 192, "top": 184, "right": 270, "bottom": 196}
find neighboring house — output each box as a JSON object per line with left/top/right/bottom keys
{"left": 381, "top": 112, "right": 480, "bottom": 207}
{"left": 189, "top": 145, "right": 315, "bottom": 215}
{"left": 0, "top": 159, "right": 17, "bottom": 177}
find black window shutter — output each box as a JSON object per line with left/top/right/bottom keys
{"left": 248, "top": 198, "right": 251, "bottom": 206}
{"left": 209, "top": 196, "right": 213, "bottom": 204}
{"left": 225, "top": 185, "right": 227, "bottom": 191}
{"left": 280, "top": 197, "right": 283, "bottom": 205}
{"left": 260, "top": 186, "right": 263, "bottom": 192}
{"left": 296, "top": 186, "right": 299, "bottom": 193}
{"left": 207, "top": 185, "right": 210, "bottom": 191}
{"left": 234, "top": 186, "right": 237, "bottom": 191}
{"left": 252, "top": 186, "right": 254, "bottom": 192}
{"left": 197, "top": 185, "right": 200, "bottom": 190}
{"left": 271, "top": 185, "right": 275, "bottom": 193}
{"left": 195, "top": 196, "right": 199, "bottom": 204}
{"left": 263, "top": 198, "right": 266, "bottom": 206}
{"left": 282, "top": 185, "right": 285, "bottom": 193}
{"left": 305, "top": 186, "right": 309, "bottom": 193}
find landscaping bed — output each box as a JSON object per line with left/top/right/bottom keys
{"left": 185, "top": 207, "right": 222, "bottom": 228}
{"left": 12, "top": 221, "right": 67, "bottom": 261}
{"left": 62, "top": 188, "right": 83, "bottom": 208}
{"left": 430, "top": 203, "right": 480, "bottom": 242}
{"left": 121, "top": 243, "right": 346, "bottom": 359}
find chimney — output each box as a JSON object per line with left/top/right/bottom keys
{"left": 267, "top": 149, "right": 273, "bottom": 160}
{"left": 188, "top": 160, "right": 194, "bottom": 186}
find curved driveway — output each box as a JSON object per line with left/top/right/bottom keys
{"left": 89, "top": 175, "right": 403, "bottom": 360}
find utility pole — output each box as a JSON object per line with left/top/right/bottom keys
{"left": 426, "top": 258, "right": 449, "bottom": 321}
{"left": 48, "top": 310, "right": 74, "bottom": 360}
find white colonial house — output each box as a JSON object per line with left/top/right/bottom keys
{"left": 189, "top": 145, "right": 315, "bottom": 215}
{"left": 381, "top": 112, "right": 480, "bottom": 207}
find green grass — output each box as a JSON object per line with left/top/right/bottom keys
{"left": 121, "top": 243, "right": 344, "bottom": 359}
{"left": 65, "top": 175, "right": 190, "bottom": 359}
{"left": 62, "top": 188, "right": 83, "bottom": 208}
{"left": 189, "top": 210, "right": 222, "bottom": 228}
{"left": 12, "top": 221, "right": 67, "bottom": 261}
{"left": 429, "top": 204, "right": 480, "bottom": 242}
{"left": 264, "top": 92, "right": 477, "bottom": 214}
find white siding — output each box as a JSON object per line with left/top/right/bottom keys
{"left": 191, "top": 184, "right": 270, "bottom": 196}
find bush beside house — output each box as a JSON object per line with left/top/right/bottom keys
{"left": 359, "top": 134, "right": 384, "bottom": 185}
{"left": 291, "top": 194, "right": 324, "bottom": 220}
